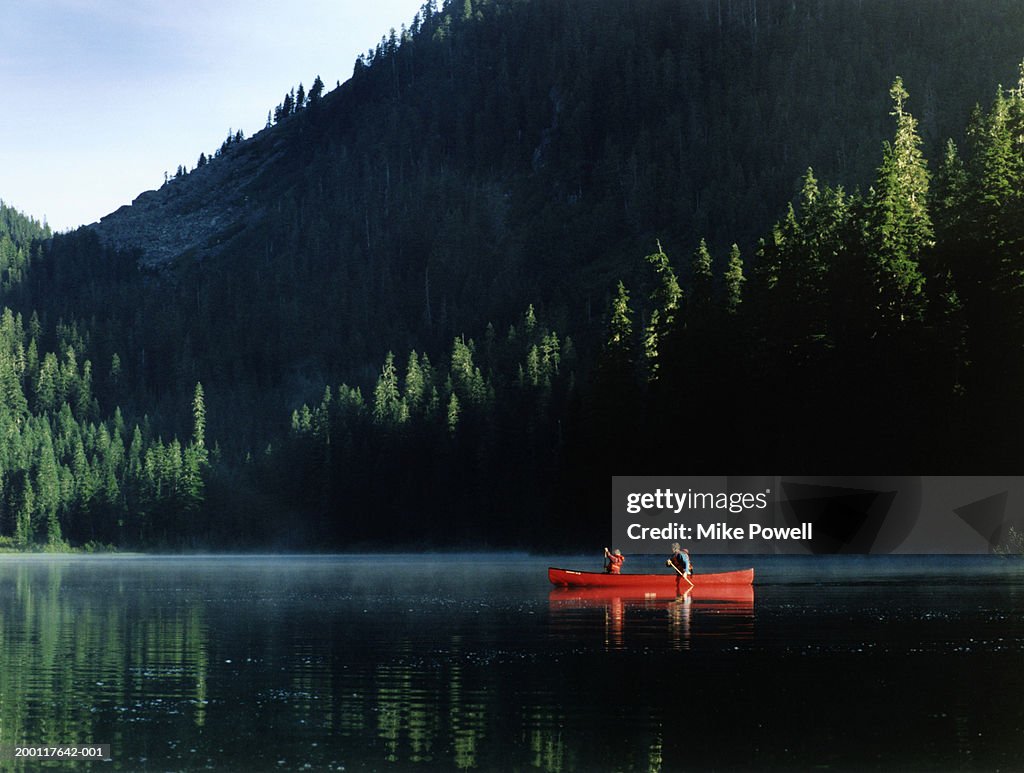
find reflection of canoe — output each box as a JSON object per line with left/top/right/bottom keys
{"left": 549, "top": 584, "right": 754, "bottom": 604}
{"left": 548, "top": 566, "right": 754, "bottom": 588}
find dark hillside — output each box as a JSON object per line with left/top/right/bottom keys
{"left": 88, "top": 1, "right": 1024, "bottom": 374}
{"left": 2, "top": 0, "right": 1024, "bottom": 548}
{"left": 222, "top": 0, "right": 1024, "bottom": 351}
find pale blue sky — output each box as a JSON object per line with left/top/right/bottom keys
{"left": 0, "top": 0, "right": 425, "bottom": 230}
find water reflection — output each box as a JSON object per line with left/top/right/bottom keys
{"left": 447, "top": 648, "right": 487, "bottom": 770}
{"left": 548, "top": 585, "right": 755, "bottom": 651}
{"left": 0, "top": 555, "right": 1018, "bottom": 771}
{"left": 0, "top": 560, "right": 209, "bottom": 771}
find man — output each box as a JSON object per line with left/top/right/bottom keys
{"left": 603, "top": 547, "right": 625, "bottom": 574}
{"left": 667, "top": 542, "right": 694, "bottom": 587}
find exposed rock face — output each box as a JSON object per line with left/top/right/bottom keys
{"left": 89, "top": 134, "right": 279, "bottom": 268}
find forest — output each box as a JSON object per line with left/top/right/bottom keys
{"left": 1, "top": 0, "right": 1023, "bottom": 549}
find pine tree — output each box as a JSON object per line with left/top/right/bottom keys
{"left": 450, "top": 337, "right": 486, "bottom": 406}
{"left": 793, "top": 170, "right": 851, "bottom": 346}
{"left": 192, "top": 383, "right": 206, "bottom": 449}
{"left": 605, "top": 281, "right": 634, "bottom": 370}
{"left": 690, "top": 239, "right": 714, "bottom": 315}
{"left": 404, "top": 351, "right": 426, "bottom": 414}
{"left": 373, "top": 352, "right": 403, "bottom": 425}
{"left": 0, "top": 349, "right": 27, "bottom": 419}
{"left": 33, "top": 354, "right": 56, "bottom": 413}
{"left": 77, "top": 359, "right": 93, "bottom": 419}
{"left": 963, "top": 84, "right": 1024, "bottom": 308}
{"left": 14, "top": 478, "right": 34, "bottom": 546}
{"left": 526, "top": 345, "right": 541, "bottom": 386}
{"left": 524, "top": 304, "right": 538, "bottom": 338}
{"left": 446, "top": 392, "right": 461, "bottom": 434}
{"left": 865, "top": 77, "right": 932, "bottom": 326}
{"left": 309, "top": 75, "right": 325, "bottom": 103}
{"left": 36, "top": 432, "right": 62, "bottom": 545}
{"left": 723, "top": 243, "right": 745, "bottom": 314}
{"left": 643, "top": 243, "right": 682, "bottom": 380}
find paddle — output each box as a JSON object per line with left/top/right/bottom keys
{"left": 667, "top": 559, "right": 694, "bottom": 588}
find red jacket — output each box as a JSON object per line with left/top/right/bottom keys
{"left": 606, "top": 553, "right": 625, "bottom": 574}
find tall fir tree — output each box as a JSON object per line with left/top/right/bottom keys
{"left": 373, "top": 352, "right": 404, "bottom": 425}
{"left": 690, "top": 239, "right": 714, "bottom": 316}
{"left": 723, "top": 244, "right": 745, "bottom": 314}
{"left": 864, "top": 77, "right": 932, "bottom": 327}
{"left": 643, "top": 243, "right": 682, "bottom": 380}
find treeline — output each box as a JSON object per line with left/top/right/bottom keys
{"left": 228, "top": 306, "right": 576, "bottom": 546}
{"left": 168, "top": 73, "right": 328, "bottom": 182}
{"left": 0, "top": 281, "right": 208, "bottom": 548}
{"left": 0, "top": 201, "right": 48, "bottom": 293}
{"left": 4, "top": 67, "right": 1024, "bottom": 548}
{"left": 270, "top": 75, "right": 325, "bottom": 126}
{"left": 16, "top": 0, "right": 1024, "bottom": 452}
{"left": 581, "top": 72, "right": 1024, "bottom": 483}
{"left": 137, "top": 0, "right": 1024, "bottom": 393}
{"left": 2, "top": 1, "right": 1024, "bottom": 548}
{"left": 231, "top": 69, "right": 1024, "bottom": 545}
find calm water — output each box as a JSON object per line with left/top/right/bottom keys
{"left": 0, "top": 554, "right": 1022, "bottom": 772}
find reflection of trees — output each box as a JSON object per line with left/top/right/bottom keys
{"left": 367, "top": 635, "right": 486, "bottom": 768}
{"left": 0, "top": 562, "right": 757, "bottom": 771}
{"left": 375, "top": 661, "right": 442, "bottom": 763}
{"left": 0, "top": 561, "right": 209, "bottom": 770}
{"left": 448, "top": 639, "right": 486, "bottom": 770}
{"left": 528, "top": 722, "right": 565, "bottom": 772}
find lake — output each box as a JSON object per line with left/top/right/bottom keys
{"left": 0, "top": 554, "right": 1021, "bottom": 771}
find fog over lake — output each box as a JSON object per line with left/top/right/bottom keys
{"left": 0, "top": 554, "right": 1021, "bottom": 771}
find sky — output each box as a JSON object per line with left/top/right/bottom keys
{"left": 0, "top": 0, "right": 426, "bottom": 231}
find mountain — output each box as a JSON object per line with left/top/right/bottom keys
{"left": 86, "top": 0, "right": 1024, "bottom": 354}
{"left": 3, "top": 0, "right": 1024, "bottom": 549}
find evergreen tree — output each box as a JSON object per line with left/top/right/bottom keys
{"left": 723, "top": 243, "right": 744, "bottom": 314}
{"left": 446, "top": 392, "right": 461, "bottom": 434}
{"left": 690, "top": 239, "right": 714, "bottom": 315}
{"left": 450, "top": 337, "right": 487, "bottom": 406}
{"left": 524, "top": 304, "right": 538, "bottom": 338}
{"left": 604, "top": 281, "right": 634, "bottom": 374}
{"left": 932, "top": 140, "right": 967, "bottom": 243}
{"left": 643, "top": 243, "right": 682, "bottom": 380}
{"left": 309, "top": 75, "right": 325, "bottom": 103}
{"left": 37, "top": 438, "right": 61, "bottom": 545}
{"left": 864, "top": 77, "right": 932, "bottom": 327}
{"left": 192, "top": 382, "right": 206, "bottom": 449}
{"left": 372, "top": 352, "right": 404, "bottom": 425}
{"left": 404, "top": 351, "right": 426, "bottom": 414}
{"left": 14, "top": 479, "right": 34, "bottom": 547}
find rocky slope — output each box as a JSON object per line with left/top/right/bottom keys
{"left": 88, "top": 131, "right": 284, "bottom": 267}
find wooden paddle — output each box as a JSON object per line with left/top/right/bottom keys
{"left": 666, "top": 559, "right": 694, "bottom": 588}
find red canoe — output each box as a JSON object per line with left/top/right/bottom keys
{"left": 548, "top": 566, "right": 754, "bottom": 588}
